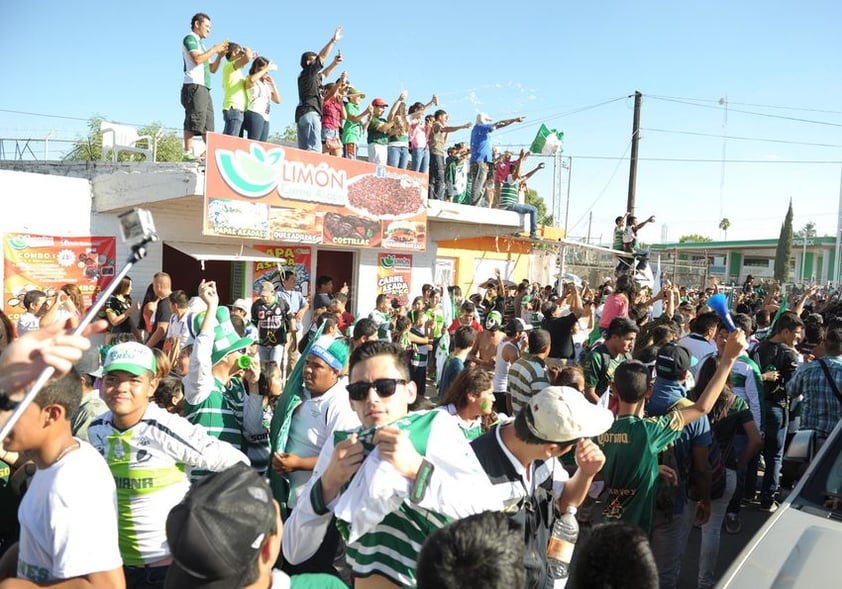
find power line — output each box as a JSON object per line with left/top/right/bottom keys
{"left": 645, "top": 95, "right": 842, "bottom": 128}
{"left": 568, "top": 140, "right": 633, "bottom": 233}
{"left": 493, "top": 96, "right": 630, "bottom": 138}
{"left": 643, "top": 127, "right": 842, "bottom": 149}
{"left": 645, "top": 94, "right": 842, "bottom": 116}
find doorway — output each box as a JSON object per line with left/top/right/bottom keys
{"left": 162, "top": 243, "right": 234, "bottom": 302}
{"left": 315, "top": 249, "right": 355, "bottom": 310}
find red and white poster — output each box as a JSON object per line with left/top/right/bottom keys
{"left": 3, "top": 233, "right": 117, "bottom": 322}
{"left": 377, "top": 253, "right": 413, "bottom": 307}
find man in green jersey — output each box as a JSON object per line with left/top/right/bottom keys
{"left": 596, "top": 329, "right": 747, "bottom": 535}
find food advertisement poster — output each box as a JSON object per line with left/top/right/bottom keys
{"left": 251, "top": 245, "right": 313, "bottom": 297}
{"left": 377, "top": 253, "right": 413, "bottom": 307}
{"left": 204, "top": 133, "right": 428, "bottom": 251}
{"left": 3, "top": 233, "right": 117, "bottom": 322}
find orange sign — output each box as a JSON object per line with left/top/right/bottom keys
{"left": 377, "top": 253, "right": 413, "bottom": 307}
{"left": 204, "top": 133, "right": 428, "bottom": 251}
{"left": 3, "top": 233, "right": 117, "bottom": 322}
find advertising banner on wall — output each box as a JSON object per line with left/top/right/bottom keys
{"left": 250, "top": 244, "right": 313, "bottom": 297}
{"left": 377, "top": 253, "right": 413, "bottom": 307}
{"left": 3, "top": 233, "right": 117, "bottom": 322}
{"left": 203, "top": 133, "right": 428, "bottom": 251}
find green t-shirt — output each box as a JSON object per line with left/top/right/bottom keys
{"left": 597, "top": 412, "right": 685, "bottom": 534}
{"left": 367, "top": 116, "right": 390, "bottom": 145}
{"left": 613, "top": 226, "right": 625, "bottom": 250}
{"left": 183, "top": 33, "right": 211, "bottom": 88}
{"left": 342, "top": 102, "right": 364, "bottom": 144}
{"left": 582, "top": 344, "right": 630, "bottom": 396}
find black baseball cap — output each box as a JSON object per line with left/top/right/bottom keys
{"left": 165, "top": 463, "right": 276, "bottom": 588}
{"left": 655, "top": 343, "right": 691, "bottom": 380}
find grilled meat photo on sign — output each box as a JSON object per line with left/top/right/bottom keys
{"left": 324, "top": 212, "right": 381, "bottom": 245}
{"left": 346, "top": 174, "right": 424, "bottom": 219}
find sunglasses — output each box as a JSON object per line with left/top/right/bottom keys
{"left": 346, "top": 378, "right": 407, "bottom": 401}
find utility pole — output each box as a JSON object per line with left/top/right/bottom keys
{"left": 627, "top": 91, "right": 642, "bottom": 216}
{"left": 586, "top": 211, "right": 593, "bottom": 245}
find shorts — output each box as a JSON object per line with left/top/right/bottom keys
{"left": 321, "top": 127, "right": 340, "bottom": 142}
{"left": 181, "top": 83, "right": 214, "bottom": 135}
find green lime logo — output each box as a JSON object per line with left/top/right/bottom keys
{"left": 380, "top": 255, "right": 395, "bottom": 269}
{"left": 7, "top": 236, "right": 27, "bottom": 250}
{"left": 216, "top": 143, "right": 284, "bottom": 198}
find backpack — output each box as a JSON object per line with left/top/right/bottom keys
{"left": 688, "top": 394, "right": 736, "bottom": 501}
{"left": 655, "top": 398, "right": 693, "bottom": 517}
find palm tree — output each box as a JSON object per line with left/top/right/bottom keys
{"left": 719, "top": 217, "right": 731, "bottom": 240}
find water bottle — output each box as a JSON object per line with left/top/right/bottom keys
{"left": 547, "top": 506, "right": 579, "bottom": 581}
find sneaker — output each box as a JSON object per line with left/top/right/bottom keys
{"left": 725, "top": 513, "right": 742, "bottom": 534}
{"left": 758, "top": 501, "right": 779, "bottom": 513}
{"left": 182, "top": 151, "right": 196, "bottom": 162}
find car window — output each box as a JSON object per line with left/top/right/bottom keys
{"left": 798, "top": 433, "right": 842, "bottom": 514}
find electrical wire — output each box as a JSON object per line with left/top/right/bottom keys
{"left": 645, "top": 94, "right": 842, "bottom": 116}
{"left": 645, "top": 95, "right": 842, "bottom": 128}
{"left": 643, "top": 127, "right": 842, "bottom": 149}
{"left": 493, "top": 96, "right": 630, "bottom": 137}
{"left": 567, "top": 140, "right": 633, "bottom": 234}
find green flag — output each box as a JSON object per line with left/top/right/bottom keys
{"left": 530, "top": 124, "right": 564, "bottom": 155}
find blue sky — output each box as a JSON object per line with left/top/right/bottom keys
{"left": 3, "top": 1, "right": 842, "bottom": 243}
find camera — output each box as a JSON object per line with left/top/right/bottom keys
{"left": 118, "top": 208, "right": 158, "bottom": 243}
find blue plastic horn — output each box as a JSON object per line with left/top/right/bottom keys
{"left": 708, "top": 293, "right": 736, "bottom": 332}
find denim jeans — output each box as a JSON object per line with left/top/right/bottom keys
{"left": 697, "top": 468, "right": 738, "bottom": 589}
{"left": 124, "top": 564, "right": 168, "bottom": 589}
{"left": 650, "top": 500, "right": 695, "bottom": 589}
{"left": 222, "top": 108, "right": 244, "bottom": 137}
{"left": 259, "top": 344, "right": 285, "bottom": 369}
{"left": 387, "top": 145, "right": 409, "bottom": 169}
{"left": 470, "top": 161, "right": 491, "bottom": 206}
{"left": 244, "top": 111, "right": 269, "bottom": 142}
{"left": 727, "top": 433, "right": 756, "bottom": 514}
{"left": 508, "top": 203, "right": 538, "bottom": 236}
{"left": 429, "top": 154, "right": 446, "bottom": 199}
{"left": 410, "top": 147, "right": 429, "bottom": 173}
{"left": 297, "top": 111, "right": 321, "bottom": 152}
{"left": 761, "top": 404, "right": 787, "bottom": 505}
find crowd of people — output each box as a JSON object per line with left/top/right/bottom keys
{"left": 179, "top": 13, "right": 542, "bottom": 237}
{"left": 2, "top": 259, "right": 841, "bottom": 588}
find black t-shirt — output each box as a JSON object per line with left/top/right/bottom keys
{"left": 105, "top": 295, "right": 134, "bottom": 334}
{"left": 753, "top": 340, "right": 800, "bottom": 405}
{"left": 151, "top": 298, "right": 174, "bottom": 350}
{"left": 295, "top": 59, "right": 323, "bottom": 121}
{"left": 544, "top": 313, "right": 578, "bottom": 360}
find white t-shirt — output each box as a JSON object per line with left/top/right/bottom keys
{"left": 284, "top": 377, "right": 360, "bottom": 506}
{"left": 17, "top": 440, "right": 122, "bottom": 583}
{"left": 17, "top": 312, "right": 40, "bottom": 336}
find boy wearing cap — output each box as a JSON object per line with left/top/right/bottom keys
{"left": 470, "top": 385, "right": 612, "bottom": 588}
{"left": 283, "top": 341, "right": 501, "bottom": 588}
{"left": 183, "top": 280, "right": 256, "bottom": 480}
{"left": 597, "top": 330, "right": 746, "bottom": 537}
{"left": 296, "top": 26, "right": 342, "bottom": 152}
{"left": 165, "top": 463, "right": 344, "bottom": 589}
{"left": 3, "top": 372, "right": 124, "bottom": 588}
{"left": 645, "top": 342, "right": 713, "bottom": 589}
{"left": 366, "top": 98, "right": 395, "bottom": 165}
{"left": 87, "top": 341, "right": 248, "bottom": 588}
{"left": 70, "top": 348, "right": 107, "bottom": 442}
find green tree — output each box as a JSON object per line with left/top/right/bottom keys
{"left": 525, "top": 188, "right": 553, "bottom": 225}
{"left": 679, "top": 234, "right": 713, "bottom": 243}
{"left": 267, "top": 123, "right": 298, "bottom": 146}
{"left": 64, "top": 116, "right": 181, "bottom": 162}
{"left": 795, "top": 221, "right": 817, "bottom": 239}
{"left": 774, "top": 199, "right": 794, "bottom": 283}
{"left": 718, "top": 217, "right": 731, "bottom": 240}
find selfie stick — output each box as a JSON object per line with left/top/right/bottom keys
{"left": 0, "top": 209, "right": 158, "bottom": 442}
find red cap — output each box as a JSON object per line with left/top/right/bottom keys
{"left": 372, "top": 98, "right": 388, "bottom": 107}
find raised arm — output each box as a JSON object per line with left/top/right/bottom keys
{"left": 493, "top": 116, "right": 525, "bottom": 130}
{"left": 317, "top": 25, "right": 342, "bottom": 65}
